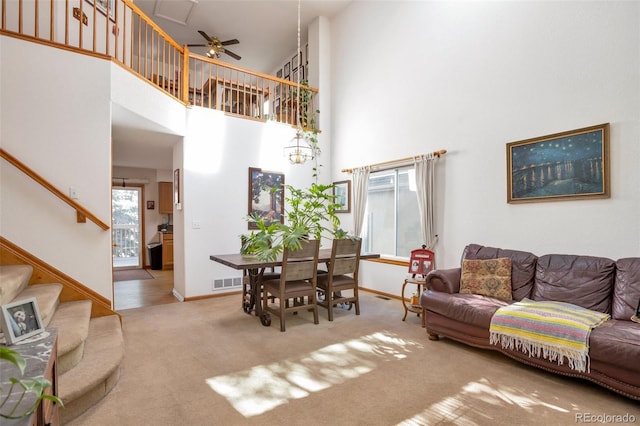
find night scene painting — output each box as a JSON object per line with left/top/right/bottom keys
{"left": 507, "top": 123, "right": 609, "bottom": 203}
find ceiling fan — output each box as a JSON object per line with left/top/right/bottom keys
{"left": 188, "top": 30, "right": 241, "bottom": 60}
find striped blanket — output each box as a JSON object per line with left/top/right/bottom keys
{"left": 489, "top": 299, "right": 610, "bottom": 372}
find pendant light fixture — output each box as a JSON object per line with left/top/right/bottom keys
{"left": 283, "top": 0, "right": 313, "bottom": 165}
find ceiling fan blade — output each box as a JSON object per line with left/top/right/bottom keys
{"left": 221, "top": 39, "right": 239, "bottom": 46}
{"left": 224, "top": 50, "right": 241, "bottom": 61}
{"left": 198, "top": 30, "right": 212, "bottom": 42}
{"left": 187, "top": 44, "right": 206, "bottom": 47}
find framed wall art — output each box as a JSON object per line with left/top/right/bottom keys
{"left": 284, "top": 62, "right": 291, "bottom": 79}
{"left": 333, "top": 180, "right": 351, "bottom": 213}
{"left": 86, "top": 0, "right": 115, "bottom": 21}
{"left": 248, "top": 167, "right": 284, "bottom": 229}
{"left": 506, "top": 123, "right": 610, "bottom": 203}
{"left": 0, "top": 297, "right": 45, "bottom": 345}
{"left": 292, "top": 51, "right": 300, "bottom": 70}
{"left": 146, "top": 200, "right": 155, "bottom": 210}
{"left": 173, "top": 168, "right": 180, "bottom": 205}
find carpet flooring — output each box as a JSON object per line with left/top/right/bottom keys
{"left": 113, "top": 268, "right": 154, "bottom": 282}
{"left": 68, "top": 291, "right": 639, "bottom": 426}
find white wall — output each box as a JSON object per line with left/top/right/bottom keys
{"left": 330, "top": 1, "right": 640, "bottom": 287}
{"left": 180, "top": 107, "right": 320, "bottom": 298}
{"left": 4, "top": 1, "right": 638, "bottom": 303}
{"left": 1, "top": 37, "right": 113, "bottom": 299}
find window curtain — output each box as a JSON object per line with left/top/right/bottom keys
{"left": 352, "top": 166, "right": 370, "bottom": 237}
{"left": 414, "top": 155, "right": 437, "bottom": 250}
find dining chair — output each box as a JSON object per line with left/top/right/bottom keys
{"left": 316, "top": 238, "right": 362, "bottom": 321}
{"left": 261, "top": 239, "right": 320, "bottom": 332}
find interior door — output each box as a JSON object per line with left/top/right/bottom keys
{"left": 112, "top": 185, "right": 143, "bottom": 270}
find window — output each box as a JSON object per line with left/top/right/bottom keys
{"left": 362, "top": 167, "right": 422, "bottom": 258}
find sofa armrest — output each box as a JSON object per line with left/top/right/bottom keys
{"left": 425, "top": 268, "right": 461, "bottom": 294}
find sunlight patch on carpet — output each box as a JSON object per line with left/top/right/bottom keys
{"left": 397, "top": 378, "right": 569, "bottom": 425}
{"left": 206, "top": 331, "right": 423, "bottom": 417}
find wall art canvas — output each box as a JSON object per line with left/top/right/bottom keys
{"left": 506, "top": 123, "right": 610, "bottom": 203}
{"left": 248, "top": 167, "right": 284, "bottom": 229}
{"left": 333, "top": 180, "right": 351, "bottom": 213}
{"left": 86, "top": 0, "right": 115, "bottom": 21}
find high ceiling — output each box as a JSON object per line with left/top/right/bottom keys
{"left": 112, "top": 0, "right": 351, "bottom": 171}
{"left": 133, "top": 0, "right": 352, "bottom": 73}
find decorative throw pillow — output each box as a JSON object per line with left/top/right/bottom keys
{"left": 460, "top": 257, "right": 513, "bottom": 301}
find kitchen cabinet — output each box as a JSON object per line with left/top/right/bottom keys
{"left": 158, "top": 182, "right": 173, "bottom": 214}
{"left": 160, "top": 232, "right": 174, "bottom": 270}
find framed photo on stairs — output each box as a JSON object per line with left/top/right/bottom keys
{"left": 0, "top": 297, "right": 45, "bottom": 345}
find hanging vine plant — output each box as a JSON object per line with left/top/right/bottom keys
{"left": 298, "top": 79, "right": 322, "bottom": 181}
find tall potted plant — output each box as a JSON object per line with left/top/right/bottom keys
{"left": 241, "top": 183, "right": 345, "bottom": 262}
{"left": 240, "top": 81, "right": 348, "bottom": 260}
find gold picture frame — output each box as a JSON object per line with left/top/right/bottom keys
{"left": 506, "top": 123, "right": 610, "bottom": 203}
{"left": 333, "top": 180, "right": 351, "bottom": 213}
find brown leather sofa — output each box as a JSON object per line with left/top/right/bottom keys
{"left": 421, "top": 243, "right": 640, "bottom": 400}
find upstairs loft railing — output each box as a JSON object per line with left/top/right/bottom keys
{"left": 0, "top": 0, "right": 318, "bottom": 129}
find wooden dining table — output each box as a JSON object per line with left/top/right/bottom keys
{"left": 209, "top": 250, "right": 380, "bottom": 326}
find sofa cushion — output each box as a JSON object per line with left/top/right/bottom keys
{"left": 589, "top": 319, "right": 640, "bottom": 378}
{"left": 533, "top": 254, "right": 615, "bottom": 314}
{"left": 613, "top": 258, "right": 640, "bottom": 320}
{"left": 423, "top": 291, "right": 509, "bottom": 329}
{"left": 460, "top": 257, "right": 512, "bottom": 301}
{"left": 462, "top": 244, "right": 537, "bottom": 301}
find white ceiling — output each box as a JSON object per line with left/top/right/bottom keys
{"left": 133, "top": 0, "right": 352, "bottom": 73}
{"left": 113, "top": 0, "right": 352, "bottom": 171}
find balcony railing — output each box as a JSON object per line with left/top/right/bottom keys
{"left": 0, "top": 0, "right": 318, "bottom": 129}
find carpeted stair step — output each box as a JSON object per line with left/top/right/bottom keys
{"left": 14, "top": 282, "right": 63, "bottom": 327}
{"left": 49, "top": 299, "right": 92, "bottom": 374}
{"left": 59, "top": 314, "right": 124, "bottom": 424}
{"left": 0, "top": 264, "right": 33, "bottom": 305}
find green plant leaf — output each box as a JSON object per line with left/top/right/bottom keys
{"left": 0, "top": 348, "right": 26, "bottom": 375}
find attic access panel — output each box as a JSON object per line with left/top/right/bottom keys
{"left": 153, "top": 0, "right": 197, "bottom": 26}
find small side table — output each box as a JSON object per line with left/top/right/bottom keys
{"left": 402, "top": 277, "right": 426, "bottom": 327}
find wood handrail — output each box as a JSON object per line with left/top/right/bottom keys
{"left": 0, "top": 148, "right": 110, "bottom": 230}
{"left": 123, "top": 0, "right": 183, "bottom": 51}
{"left": 189, "top": 52, "right": 320, "bottom": 93}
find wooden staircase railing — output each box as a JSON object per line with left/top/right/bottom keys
{"left": 0, "top": 148, "right": 110, "bottom": 230}
{"left": 0, "top": 0, "right": 320, "bottom": 131}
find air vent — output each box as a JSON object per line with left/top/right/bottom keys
{"left": 212, "top": 277, "right": 242, "bottom": 290}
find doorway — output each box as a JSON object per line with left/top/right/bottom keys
{"left": 112, "top": 185, "right": 144, "bottom": 270}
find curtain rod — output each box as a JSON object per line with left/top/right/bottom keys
{"left": 112, "top": 177, "right": 150, "bottom": 184}
{"left": 341, "top": 149, "right": 447, "bottom": 174}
